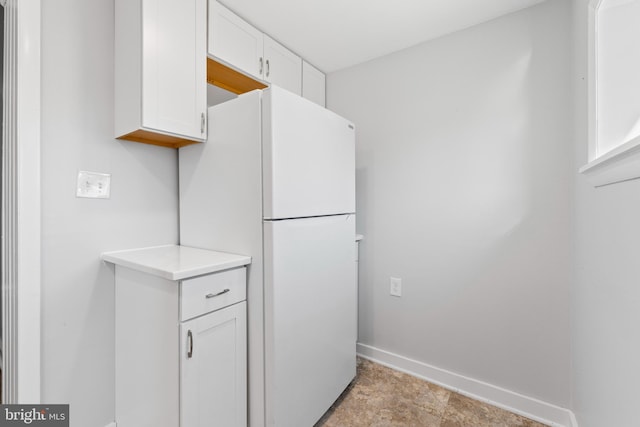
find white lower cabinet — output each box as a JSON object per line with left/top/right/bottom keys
{"left": 181, "top": 302, "right": 247, "bottom": 427}
{"left": 113, "top": 264, "right": 247, "bottom": 427}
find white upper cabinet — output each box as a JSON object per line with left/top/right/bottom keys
{"left": 208, "top": 0, "right": 304, "bottom": 96}
{"left": 115, "top": 0, "right": 207, "bottom": 148}
{"left": 263, "top": 35, "right": 302, "bottom": 95}
{"left": 302, "top": 60, "right": 326, "bottom": 107}
{"left": 209, "top": 0, "right": 263, "bottom": 81}
{"left": 264, "top": 34, "right": 302, "bottom": 95}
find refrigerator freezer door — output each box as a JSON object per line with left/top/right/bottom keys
{"left": 262, "top": 86, "right": 356, "bottom": 219}
{"left": 263, "top": 214, "right": 356, "bottom": 427}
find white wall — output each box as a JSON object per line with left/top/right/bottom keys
{"left": 571, "top": 1, "right": 640, "bottom": 425}
{"left": 328, "top": 0, "right": 572, "bottom": 407}
{"left": 40, "top": 1, "right": 179, "bottom": 426}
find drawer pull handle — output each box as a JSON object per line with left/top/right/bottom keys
{"left": 187, "top": 330, "right": 193, "bottom": 359}
{"left": 206, "top": 289, "right": 230, "bottom": 299}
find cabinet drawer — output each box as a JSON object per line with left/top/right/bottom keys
{"left": 180, "top": 267, "right": 246, "bottom": 321}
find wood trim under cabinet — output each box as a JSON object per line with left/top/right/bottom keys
{"left": 207, "top": 57, "right": 267, "bottom": 94}
{"left": 117, "top": 129, "right": 201, "bottom": 149}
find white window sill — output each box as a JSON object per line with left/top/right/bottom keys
{"left": 579, "top": 136, "right": 640, "bottom": 187}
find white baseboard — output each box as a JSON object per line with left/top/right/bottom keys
{"left": 357, "top": 343, "right": 577, "bottom": 427}
{"left": 569, "top": 411, "right": 580, "bottom": 427}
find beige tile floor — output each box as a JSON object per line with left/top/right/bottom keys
{"left": 315, "top": 358, "right": 549, "bottom": 427}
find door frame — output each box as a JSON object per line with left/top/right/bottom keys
{"left": 1, "top": 0, "right": 41, "bottom": 403}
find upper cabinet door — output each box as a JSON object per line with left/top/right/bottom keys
{"left": 142, "top": 0, "right": 207, "bottom": 140}
{"left": 263, "top": 35, "right": 302, "bottom": 96}
{"left": 209, "top": 1, "right": 264, "bottom": 80}
{"left": 115, "top": 0, "right": 206, "bottom": 147}
{"left": 302, "top": 60, "right": 326, "bottom": 107}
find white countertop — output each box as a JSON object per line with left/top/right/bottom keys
{"left": 102, "top": 245, "right": 251, "bottom": 281}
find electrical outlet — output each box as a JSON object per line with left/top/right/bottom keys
{"left": 390, "top": 277, "right": 402, "bottom": 297}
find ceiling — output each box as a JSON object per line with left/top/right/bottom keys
{"left": 218, "top": 0, "right": 548, "bottom": 73}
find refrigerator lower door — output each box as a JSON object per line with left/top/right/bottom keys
{"left": 263, "top": 214, "right": 356, "bottom": 427}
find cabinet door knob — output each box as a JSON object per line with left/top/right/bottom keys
{"left": 266, "top": 59, "right": 270, "bottom": 78}
{"left": 259, "top": 57, "right": 264, "bottom": 76}
{"left": 187, "top": 330, "right": 193, "bottom": 359}
{"left": 205, "top": 288, "right": 230, "bottom": 299}
{"left": 200, "top": 112, "right": 205, "bottom": 134}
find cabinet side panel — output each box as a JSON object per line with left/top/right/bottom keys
{"left": 179, "top": 90, "right": 264, "bottom": 427}
{"left": 115, "top": 267, "right": 179, "bottom": 427}
{"left": 114, "top": 0, "right": 142, "bottom": 138}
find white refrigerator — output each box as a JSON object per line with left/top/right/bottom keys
{"left": 179, "top": 86, "right": 357, "bottom": 427}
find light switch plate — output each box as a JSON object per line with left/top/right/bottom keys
{"left": 76, "top": 171, "right": 111, "bottom": 199}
